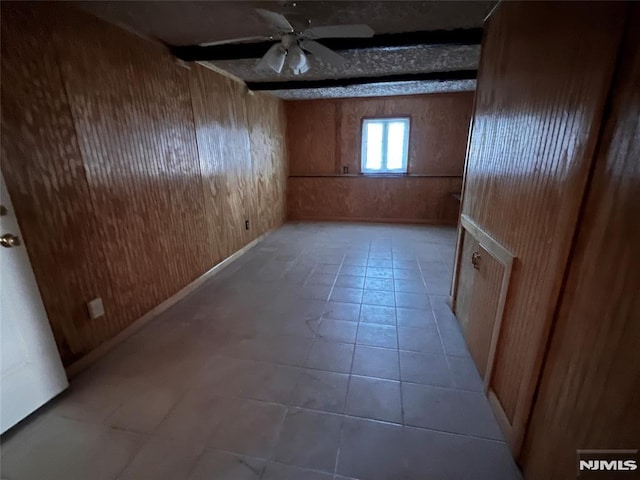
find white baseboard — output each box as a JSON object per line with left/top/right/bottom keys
{"left": 65, "top": 229, "right": 273, "bottom": 379}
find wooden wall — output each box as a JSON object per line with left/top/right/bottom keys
{"left": 457, "top": 1, "right": 626, "bottom": 453}
{"left": 0, "top": 3, "right": 287, "bottom": 365}
{"left": 288, "top": 176, "right": 462, "bottom": 223}
{"left": 522, "top": 8, "right": 640, "bottom": 477}
{"left": 286, "top": 93, "right": 473, "bottom": 224}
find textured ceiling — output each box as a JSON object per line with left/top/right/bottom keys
{"left": 77, "top": 1, "right": 494, "bottom": 99}
{"left": 209, "top": 44, "right": 480, "bottom": 82}
{"left": 267, "top": 79, "right": 477, "bottom": 100}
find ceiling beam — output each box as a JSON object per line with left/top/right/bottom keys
{"left": 245, "top": 70, "right": 477, "bottom": 91}
{"left": 170, "top": 28, "right": 483, "bottom": 62}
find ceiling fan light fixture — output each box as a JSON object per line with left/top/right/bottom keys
{"left": 253, "top": 9, "right": 373, "bottom": 76}
{"left": 268, "top": 50, "right": 287, "bottom": 74}
{"left": 256, "top": 43, "right": 287, "bottom": 74}
{"left": 288, "top": 44, "right": 309, "bottom": 75}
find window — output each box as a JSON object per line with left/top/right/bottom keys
{"left": 361, "top": 117, "right": 410, "bottom": 174}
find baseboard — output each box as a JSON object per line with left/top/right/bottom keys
{"left": 287, "top": 216, "right": 457, "bottom": 226}
{"left": 65, "top": 228, "right": 274, "bottom": 379}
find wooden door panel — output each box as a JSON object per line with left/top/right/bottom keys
{"left": 454, "top": 230, "right": 479, "bottom": 333}
{"left": 455, "top": 220, "right": 513, "bottom": 383}
{"left": 467, "top": 243, "right": 504, "bottom": 377}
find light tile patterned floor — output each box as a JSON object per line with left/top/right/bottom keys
{"left": 0, "top": 222, "right": 522, "bottom": 480}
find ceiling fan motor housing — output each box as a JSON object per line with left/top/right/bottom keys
{"left": 281, "top": 34, "right": 297, "bottom": 49}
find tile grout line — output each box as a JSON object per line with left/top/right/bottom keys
{"left": 337, "top": 240, "right": 369, "bottom": 477}
{"left": 258, "top": 403, "right": 291, "bottom": 480}
{"left": 417, "top": 258, "right": 458, "bottom": 390}
{"left": 55, "top": 394, "right": 509, "bottom": 454}
{"left": 393, "top": 247, "right": 407, "bottom": 429}
{"left": 259, "top": 244, "right": 333, "bottom": 479}
{"left": 315, "top": 248, "right": 348, "bottom": 476}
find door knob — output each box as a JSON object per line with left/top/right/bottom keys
{"left": 0, "top": 233, "right": 21, "bottom": 248}
{"left": 471, "top": 251, "right": 481, "bottom": 270}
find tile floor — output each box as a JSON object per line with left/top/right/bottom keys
{"left": 0, "top": 222, "right": 522, "bottom": 480}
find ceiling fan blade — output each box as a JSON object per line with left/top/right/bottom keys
{"left": 303, "top": 24, "right": 374, "bottom": 39}
{"left": 256, "top": 9, "right": 294, "bottom": 33}
{"left": 199, "top": 36, "right": 274, "bottom": 47}
{"left": 300, "top": 40, "right": 347, "bottom": 67}
{"left": 256, "top": 43, "right": 287, "bottom": 74}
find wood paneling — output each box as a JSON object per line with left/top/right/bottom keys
{"left": 246, "top": 93, "right": 288, "bottom": 236}
{"left": 286, "top": 93, "right": 473, "bottom": 223}
{"left": 288, "top": 176, "right": 462, "bottom": 224}
{"left": 189, "top": 65, "right": 253, "bottom": 262}
{"left": 287, "top": 93, "right": 473, "bottom": 176}
{"left": 55, "top": 6, "right": 210, "bottom": 339}
{"left": 0, "top": 5, "right": 111, "bottom": 360}
{"left": 458, "top": 1, "right": 625, "bottom": 453}
{"left": 0, "top": 3, "right": 287, "bottom": 365}
{"left": 522, "top": 8, "right": 640, "bottom": 477}
{"left": 286, "top": 100, "right": 337, "bottom": 175}
{"left": 339, "top": 94, "right": 474, "bottom": 176}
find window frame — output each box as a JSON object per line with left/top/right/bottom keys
{"left": 360, "top": 116, "right": 411, "bottom": 175}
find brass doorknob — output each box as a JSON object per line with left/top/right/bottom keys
{"left": 0, "top": 233, "right": 20, "bottom": 248}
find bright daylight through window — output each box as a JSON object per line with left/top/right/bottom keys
{"left": 361, "top": 118, "right": 410, "bottom": 174}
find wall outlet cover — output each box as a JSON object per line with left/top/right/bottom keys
{"left": 87, "top": 297, "right": 105, "bottom": 319}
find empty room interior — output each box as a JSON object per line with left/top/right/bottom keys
{"left": 0, "top": 1, "right": 638, "bottom": 479}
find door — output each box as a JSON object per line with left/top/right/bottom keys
{"left": 0, "top": 172, "right": 68, "bottom": 433}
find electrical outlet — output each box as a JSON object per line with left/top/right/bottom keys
{"left": 245, "top": 220, "right": 250, "bottom": 230}
{"left": 343, "top": 166, "right": 349, "bottom": 174}
{"left": 87, "top": 297, "right": 105, "bottom": 320}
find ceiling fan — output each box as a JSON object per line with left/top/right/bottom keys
{"left": 200, "top": 9, "right": 375, "bottom": 75}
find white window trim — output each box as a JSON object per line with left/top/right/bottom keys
{"left": 361, "top": 117, "right": 410, "bottom": 174}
